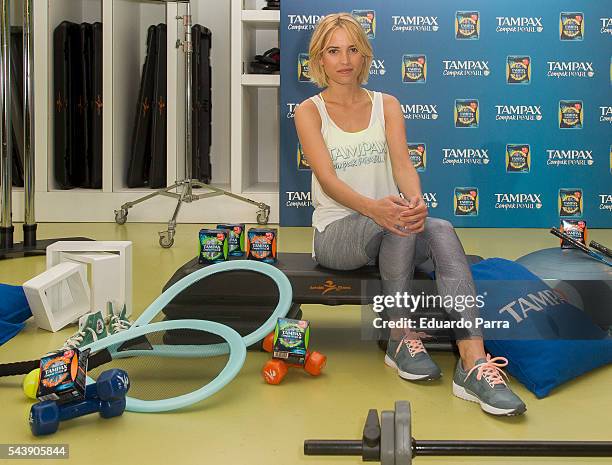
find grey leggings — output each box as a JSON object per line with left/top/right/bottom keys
{"left": 313, "top": 213, "right": 482, "bottom": 339}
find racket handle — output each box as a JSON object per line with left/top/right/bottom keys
{"left": 0, "top": 359, "right": 40, "bottom": 377}
{"left": 590, "top": 241, "right": 612, "bottom": 260}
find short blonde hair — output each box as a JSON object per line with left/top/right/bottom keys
{"left": 308, "top": 13, "right": 373, "bottom": 88}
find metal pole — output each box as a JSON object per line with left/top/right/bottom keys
{"left": 414, "top": 440, "right": 612, "bottom": 457}
{"left": 0, "top": 0, "right": 13, "bottom": 249}
{"left": 23, "top": 0, "right": 36, "bottom": 246}
{"left": 304, "top": 439, "right": 612, "bottom": 458}
{"left": 184, "top": 1, "right": 192, "bottom": 190}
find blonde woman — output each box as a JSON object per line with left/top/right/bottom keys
{"left": 294, "top": 13, "right": 526, "bottom": 416}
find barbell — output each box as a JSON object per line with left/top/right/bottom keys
{"left": 304, "top": 401, "right": 612, "bottom": 464}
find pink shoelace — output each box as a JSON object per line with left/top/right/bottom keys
{"left": 465, "top": 354, "right": 509, "bottom": 386}
{"left": 396, "top": 335, "right": 427, "bottom": 357}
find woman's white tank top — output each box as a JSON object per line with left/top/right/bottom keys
{"left": 309, "top": 90, "right": 399, "bottom": 233}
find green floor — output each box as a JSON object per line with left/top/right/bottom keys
{"left": 0, "top": 223, "right": 611, "bottom": 465}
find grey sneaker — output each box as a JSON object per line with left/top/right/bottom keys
{"left": 59, "top": 310, "right": 108, "bottom": 350}
{"left": 385, "top": 336, "right": 442, "bottom": 381}
{"left": 452, "top": 356, "right": 526, "bottom": 416}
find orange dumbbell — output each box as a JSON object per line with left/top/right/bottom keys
{"left": 261, "top": 333, "right": 327, "bottom": 385}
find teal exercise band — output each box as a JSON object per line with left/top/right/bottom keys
{"left": 84, "top": 260, "right": 293, "bottom": 413}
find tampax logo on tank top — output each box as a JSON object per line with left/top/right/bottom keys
{"left": 328, "top": 140, "right": 388, "bottom": 172}
{"left": 285, "top": 191, "right": 312, "bottom": 208}
{"left": 496, "top": 16, "right": 544, "bottom": 34}
{"left": 442, "top": 148, "right": 490, "bottom": 166}
{"left": 442, "top": 60, "right": 490, "bottom": 78}
{"left": 286, "top": 14, "right": 323, "bottom": 31}
{"left": 495, "top": 105, "right": 542, "bottom": 122}
{"left": 391, "top": 15, "right": 439, "bottom": 32}
{"left": 400, "top": 102, "right": 438, "bottom": 120}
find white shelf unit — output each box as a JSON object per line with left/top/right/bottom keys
{"left": 6, "top": 0, "right": 278, "bottom": 223}
{"left": 230, "top": 0, "right": 280, "bottom": 208}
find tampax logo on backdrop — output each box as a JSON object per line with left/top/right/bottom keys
{"left": 496, "top": 16, "right": 544, "bottom": 34}
{"left": 495, "top": 193, "right": 543, "bottom": 210}
{"left": 297, "top": 143, "right": 310, "bottom": 171}
{"left": 422, "top": 192, "right": 438, "bottom": 209}
{"left": 369, "top": 57, "right": 386, "bottom": 76}
{"left": 495, "top": 105, "right": 542, "bottom": 122}
{"left": 298, "top": 53, "right": 311, "bottom": 82}
{"left": 402, "top": 55, "right": 427, "bottom": 83}
{"left": 391, "top": 15, "right": 439, "bottom": 33}
{"left": 442, "top": 148, "right": 490, "bottom": 166}
{"left": 454, "top": 99, "right": 479, "bottom": 128}
{"left": 442, "top": 60, "right": 490, "bottom": 78}
{"left": 600, "top": 106, "right": 612, "bottom": 124}
{"left": 456, "top": 11, "right": 480, "bottom": 40}
{"left": 559, "top": 100, "right": 583, "bottom": 129}
{"left": 546, "top": 149, "right": 594, "bottom": 167}
{"left": 285, "top": 103, "right": 299, "bottom": 119}
{"left": 407, "top": 143, "right": 426, "bottom": 172}
{"left": 286, "top": 14, "right": 323, "bottom": 31}
{"left": 601, "top": 18, "right": 612, "bottom": 35}
{"left": 600, "top": 194, "right": 612, "bottom": 211}
{"left": 559, "top": 189, "right": 583, "bottom": 217}
{"left": 507, "top": 56, "right": 531, "bottom": 84}
{"left": 454, "top": 188, "right": 479, "bottom": 216}
{"left": 352, "top": 10, "right": 376, "bottom": 39}
{"left": 285, "top": 191, "right": 312, "bottom": 208}
{"left": 547, "top": 61, "right": 595, "bottom": 79}
{"left": 560, "top": 13, "right": 584, "bottom": 40}
{"left": 506, "top": 144, "right": 531, "bottom": 173}
{"left": 401, "top": 103, "right": 438, "bottom": 120}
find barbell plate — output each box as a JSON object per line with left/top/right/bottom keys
{"left": 395, "top": 401, "right": 412, "bottom": 465}
{"left": 380, "top": 410, "right": 395, "bottom": 465}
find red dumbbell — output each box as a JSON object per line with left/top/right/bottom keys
{"left": 261, "top": 333, "right": 327, "bottom": 385}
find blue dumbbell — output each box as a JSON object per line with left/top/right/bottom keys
{"left": 85, "top": 369, "right": 130, "bottom": 401}
{"left": 29, "top": 370, "right": 129, "bottom": 436}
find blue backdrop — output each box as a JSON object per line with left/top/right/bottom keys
{"left": 279, "top": 0, "right": 612, "bottom": 227}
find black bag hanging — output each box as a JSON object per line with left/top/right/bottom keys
{"left": 148, "top": 23, "right": 167, "bottom": 189}
{"left": 90, "top": 22, "right": 103, "bottom": 189}
{"left": 126, "top": 25, "right": 158, "bottom": 188}
{"left": 191, "top": 25, "right": 212, "bottom": 184}
{"left": 10, "top": 27, "right": 24, "bottom": 187}
{"left": 74, "top": 22, "right": 93, "bottom": 188}
{"left": 53, "top": 21, "right": 80, "bottom": 190}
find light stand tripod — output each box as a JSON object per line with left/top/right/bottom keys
{"left": 0, "top": 0, "right": 90, "bottom": 260}
{"left": 113, "top": 0, "right": 270, "bottom": 248}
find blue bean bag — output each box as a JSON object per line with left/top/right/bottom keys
{"left": 0, "top": 284, "right": 31, "bottom": 345}
{"left": 470, "top": 258, "right": 612, "bottom": 398}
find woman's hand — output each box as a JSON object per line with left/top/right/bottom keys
{"left": 368, "top": 195, "right": 419, "bottom": 236}
{"left": 400, "top": 195, "right": 428, "bottom": 233}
